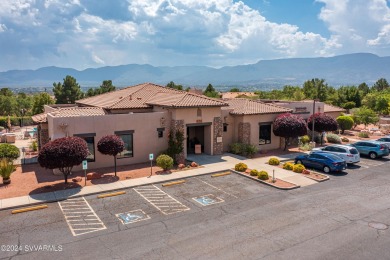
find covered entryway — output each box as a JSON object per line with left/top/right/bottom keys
{"left": 186, "top": 123, "right": 212, "bottom": 155}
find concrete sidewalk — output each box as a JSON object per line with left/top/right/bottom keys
{"left": 0, "top": 152, "right": 317, "bottom": 211}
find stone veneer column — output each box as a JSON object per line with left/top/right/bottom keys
{"left": 170, "top": 119, "right": 185, "bottom": 164}
{"left": 213, "top": 117, "right": 223, "bottom": 155}
{"left": 38, "top": 123, "right": 50, "bottom": 150}
{"left": 238, "top": 122, "right": 251, "bottom": 144}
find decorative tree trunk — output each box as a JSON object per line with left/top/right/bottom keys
{"left": 114, "top": 155, "right": 117, "bottom": 176}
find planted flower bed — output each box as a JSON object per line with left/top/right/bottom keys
{"left": 232, "top": 163, "right": 299, "bottom": 190}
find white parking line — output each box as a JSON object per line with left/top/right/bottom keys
{"left": 133, "top": 185, "right": 190, "bottom": 215}
{"left": 58, "top": 197, "right": 106, "bottom": 236}
{"left": 194, "top": 177, "right": 238, "bottom": 199}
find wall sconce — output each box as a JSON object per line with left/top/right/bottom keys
{"left": 160, "top": 117, "right": 166, "bottom": 127}
{"left": 58, "top": 122, "right": 69, "bottom": 136}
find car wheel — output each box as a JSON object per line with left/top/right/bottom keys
{"left": 296, "top": 160, "right": 303, "bottom": 165}
{"left": 323, "top": 166, "right": 331, "bottom": 173}
{"left": 369, "top": 152, "right": 377, "bottom": 159}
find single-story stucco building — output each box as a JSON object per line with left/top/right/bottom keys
{"left": 32, "top": 83, "right": 295, "bottom": 170}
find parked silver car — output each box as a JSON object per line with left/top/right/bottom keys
{"left": 311, "top": 144, "right": 360, "bottom": 164}
{"left": 376, "top": 137, "right": 390, "bottom": 148}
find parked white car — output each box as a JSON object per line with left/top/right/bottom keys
{"left": 376, "top": 137, "right": 390, "bottom": 148}
{"left": 311, "top": 144, "right": 360, "bottom": 164}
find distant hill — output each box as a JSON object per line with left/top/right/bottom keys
{"left": 1, "top": 53, "right": 389, "bottom": 90}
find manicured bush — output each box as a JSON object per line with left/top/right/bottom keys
{"left": 326, "top": 133, "right": 342, "bottom": 144}
{"left": 191, "top": 161, "right": 198, "bottom": 167}
{"left": 273, "top": 113, "right": 308, "bottom": 150}
{"left": 235, "top": 162, "right": 248, "bottom": 172}
{"left": 97, "top": 135, "right": 125, "bottom": 176}
{"left": 283, "top": 162, "right": 294, "bottom": 171}
{"left": 250, "top": 169, "right": 259, "bottom": 176}
{"left": 268, "top": 157, "right": 280, "bottom": 165}
{"left": 257, "top": 171, "right": 269, "bottom": 180}
{"left": 336, "top": 115, "right": 354, "bottom": 134}
{"left": 341, "top": 137, "right": 349, "bottom": 142}
{"left": 38, "top": 137, "right": 88, "bottom": 184}
{"left": 0, "top": 143, "right": 20, "bottom": 161}
{"left": 300, "top": 135, "right": 310, "bottom": 144}
{"left": 358, "top": 132, "right": 369, "bottom": 138}
{"left": 156, "top": 154, "right": 174, "bottom": 171}
{"left": 293, "top": 164, "right": 306, "bottom": 173}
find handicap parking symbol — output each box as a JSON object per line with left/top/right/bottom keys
{"left": 193, "top": 194, "right": 224, "bottom": 206}
{"left": 116, "top": 209, "right": 150, "bottom": 225}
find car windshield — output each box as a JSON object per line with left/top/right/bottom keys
{"left": 349, "top": 148, "right": 359, "bottom": 154}
{"left": 324, "top": 154, "right": 342, "bottom": 161}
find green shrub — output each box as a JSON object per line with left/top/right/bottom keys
{"left": 230, "top": 143, "right": 258, "bottom": 158}
{"left": 0, "top": 144, "right": 20, "bottom": 160}
{"left": 299, "top": 143, "right": 311, "bottom": 151}
{"left": 244, "top": 144, "right": 258, "bottom": 158}
{"left": 268, "top": 157, "right": 280, "bottom": 165}
{"left": 300, "top": 135, "right": 310, "bottom": 144}
{"left": 358, "top": 131, "right": 369, "bottom": 138}
{"left": 326, "top": 133, "right": 342, "bottom": 144}
{"left": 234, "top": 162, "right": 248, "bottom": 172}
{"left": 293, "top": 164, "right": 305, "bottom": 173}
{"left": 257, "top": 171, "right": 269, "bottom": 180}
{"left": 0, "top": 158, "right": 16, "bottom": 181}
{"left": 229, "top": 143, "right": 243, "bottom": 155}
{"left": 156, "top": 154, "right": 174, "bottom": 171}
{"left": 283, "top": 162, "right": 294, "bottom": 170}
{"left": 250, "top": 169, "right": 259, "bottom": 176}
{"left": 30, "top": 140, "right": 38, "bottom": 152}
{"left": 341, "top": 137, "right": 349, "bottom": 142}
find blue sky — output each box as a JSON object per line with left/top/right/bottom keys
{"left": 1, "top": 0, "right": 390, "bottom": 71}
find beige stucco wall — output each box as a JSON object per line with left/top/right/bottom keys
{"left": 48, "top": 111, "right": 169, "bottom": 170}
{"left": 172, "top": 107, "right": 222, "bottom": 155}
{"left": 325, "top": 111, "right": 343, "bottom": 119}
{"left": 277, "top": 101, "right": 323, "bottom": 120}
{"left": 242, "top": 114, "right": 281, "bottom": 151}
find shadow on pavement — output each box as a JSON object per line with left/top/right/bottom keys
{"left": 29, "top": 182, "right": 82, "bottom": 196}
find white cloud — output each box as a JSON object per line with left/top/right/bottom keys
{"left": 316, "top": 0, "right": 390, "bottom": 53}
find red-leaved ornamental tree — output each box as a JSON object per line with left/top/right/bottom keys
{"left": 38, "top": 137, "right": 88, "bottom": 184}
{"left": 273, "top": 113, "right": 308, "bottom": 150}
{"left": 97, "top": 135, "right": 124, "bottom": 176}
{"left": 307, "top": 113, "right": 338, "bottom": 144}
{"left": 307, "top": 113, "right": 338, "bottom": 132}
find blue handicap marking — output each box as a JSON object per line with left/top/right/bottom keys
{"left": 118, "top": 213, "right": 142, "bottom": 224}
{"left": 116, "top": 209, "right": 150, "bottom": 225}
{"left": 193, "top": 194, "right": 224, "bottom": 206}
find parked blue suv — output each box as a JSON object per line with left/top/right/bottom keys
{"left": 349, "top": 141, "right": 390, "bottom": 159}
{"left": 295, "top": 153, "right": 347, "bottom": 173}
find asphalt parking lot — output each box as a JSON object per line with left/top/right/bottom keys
{"left": 1, "top": 158, "right": 390, "bottom": 259}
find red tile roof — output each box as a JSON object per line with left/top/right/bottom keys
{"left": 76, "top": 83, "right": 227, "bottom": 109}
{"left": 224, "top": 98, "right": 292, "bottom": 115}
{"left": 31, "top": 107, "right": 106, "bottom": 123}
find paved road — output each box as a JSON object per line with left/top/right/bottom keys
{"left": 1, "top": 157, "right": 390, "bottom": 259}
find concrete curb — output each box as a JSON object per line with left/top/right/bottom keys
{"left": 232, "top": 169, "right": 300, "bottom": 190}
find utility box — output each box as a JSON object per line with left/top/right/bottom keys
{"left": 195, "top": 144, "right": 202, "bottom": 154}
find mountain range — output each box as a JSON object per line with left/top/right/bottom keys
{"left": 1, "top": 53, "right": 389, "bottom": 90}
